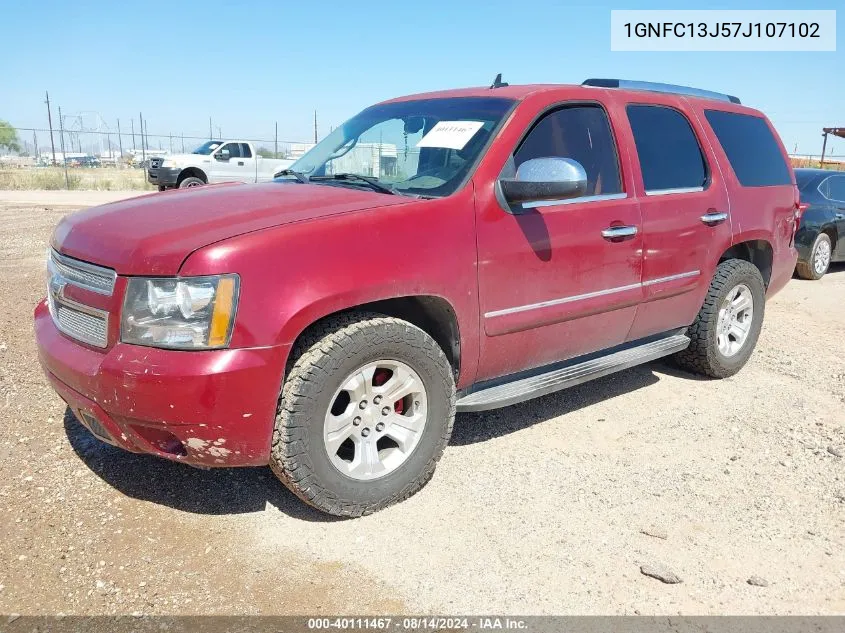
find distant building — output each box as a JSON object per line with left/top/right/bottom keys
{"left": 288, "top": 142, "right": 399, "bottom": 178}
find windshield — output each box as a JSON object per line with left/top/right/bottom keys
{"left": 283, "top": 97, "right": 515, "bottom": 197}
{"left": 192, "top": 141, "right": 223, "bottom": 155}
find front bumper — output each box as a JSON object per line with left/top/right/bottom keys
{"left": 147, "top": 166, "right": 180, "bottom": 187}
{"left": 35, "top": 300, "right": 287, "bottom": 467}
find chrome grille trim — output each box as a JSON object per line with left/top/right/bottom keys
{"left": 48, "top": 292, "right": 109, "bottom": 348}
{"left": 50, "top": 249, "right": 116, "bottom": 296}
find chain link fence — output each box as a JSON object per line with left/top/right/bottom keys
{"left": 1, "top": 122, "right": 312, "bottom": 190}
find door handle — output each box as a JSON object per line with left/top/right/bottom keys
{"left": 601, "top": 225, "right": 638, "bottom": 240}
{"left": 835, "top": 212, "right": 845, "bottom": 220}
{"left": 238, "top": 161, "right": 244, "bottom": 166}
{"left": 700, "top": 211, "right": 728, "bottom": 226}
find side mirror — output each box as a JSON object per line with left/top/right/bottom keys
{"left": 216, "top": 149, "right": 230, "bottom": 161}
{"left": 499, "top": 157, "right": 588, "bottom": 205}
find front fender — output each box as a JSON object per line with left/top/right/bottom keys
{"left": 179, "top": 188, "right": 482, "bottom": 388}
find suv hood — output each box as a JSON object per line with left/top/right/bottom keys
{"left": 53, "top": 182, "right": 412, "bottom": 275}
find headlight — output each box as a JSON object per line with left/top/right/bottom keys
{"left": 121, "top": 275, "right": 239, "bottom": 349}
{"left": 162, "top": 160, "right": 180, "bottom": 169}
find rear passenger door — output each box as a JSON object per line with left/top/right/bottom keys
{"left": 624, "top": 99, "right": 732, "bottom": 341}
{"left": 237, "top": 143, "right": 258, "bottom": 182}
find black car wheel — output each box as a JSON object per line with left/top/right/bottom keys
{"left": 796, "top": 233, "right": 832, "bottom": 280}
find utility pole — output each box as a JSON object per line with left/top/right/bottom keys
{"left": 32, "top": 130, "right": 37, "bottom": 161}
{"left": 209, "top": 117, "right": 213, "bottom": 140}
{"left": 313, "top": 111, "right": 317, "bottom": 143}
{"left": 181, "top": 133, "right": 185, "bottom": 153}
{"left": 169, "top": 133, "right": 172, "bottom": 154}
{"left": 130, "top": 119, "right": 136, "bottom": 152}
{"left": 58, "top": 106, "right": 70, "bottom": 189}
{"left": 820, "top": 130, "right": 829, "bottom": 167}
{"left": 275, "top": 121, "right": 278, "bottom": 158}
{"left": 139, "top": 112, "right": 146, "bottom": 164}
{"left": 117, "top": 119, "right": 123, "bottom": 159}
{"left": 45, "top": 91, "right": 57, "bottom": 165}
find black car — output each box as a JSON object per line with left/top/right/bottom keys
{"left": 794, "top": 168, "right": 845, "bottom": 279}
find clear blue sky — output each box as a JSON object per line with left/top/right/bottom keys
{"left": 1, "top": 0, "right": 841, "bottom": 155}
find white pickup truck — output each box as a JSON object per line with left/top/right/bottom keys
{"left": 147, "top": 140, "right": 295, "bottom": 190}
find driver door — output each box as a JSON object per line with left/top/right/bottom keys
{"left": 209, "top": 142, "right": 243, "bottom": 183}
{"left": 474, "top": 102, "right": 644, "bottom": 381}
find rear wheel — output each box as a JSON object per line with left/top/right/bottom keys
{"left": 796, "top": 233, "right": 832, "bottom": 280}
{"left": 270, "top": 313, "right": 455, "bottom": 517}
{"left": 178, "top": 176, "right": 204, "bottom": 189}
{"left": 674, "top": 259, "right": 765, "bottom": 378}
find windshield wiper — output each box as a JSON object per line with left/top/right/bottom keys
{"left": 310, "top": 173, "right": 396, "bottom": 195}
{"left": 274, "top": 169, "right": 308, "bottom": 183}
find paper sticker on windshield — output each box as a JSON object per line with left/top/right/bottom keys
{"left": 417, "top": 121, "right": 484, "bottom": 150}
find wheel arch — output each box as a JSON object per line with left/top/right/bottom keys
{"left": 283, "top": 294, "right": 463, "bottom": 380}
{"left": 820, "top": 223, "right": 838, "bottom": 250}
{"left": 718, "top": 238, "right": 773, "bottom": 288}
{"left": 177, "top": 167, "right": 207, "bottom": 185}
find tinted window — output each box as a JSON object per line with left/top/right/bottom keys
{"left": 240, "top": 143, "right": 252, "bottom": 158}
{"left": 514, "top": 105, "right": 622, "bottom": 196}
{"left": 704, "top": 110, "right": 791, "bottom": 187}
{"left": 826, "top": 176, "right": 845, "bottom": 202}
{"left": 627, "top": 105, "right": 707, "bottom": 192}
{"left": 221, "top": 143, "right": 241, "bottom": 158}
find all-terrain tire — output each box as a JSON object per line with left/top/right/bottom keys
{"left": 269, "top": 313, "right": 456, "bottom": 517}
{"left": 673, "top": 259, "right": 766, "bottom": 379}
{"left": 178, "top": 176, "right": 205, "bottom": 189}
{"left": 795, "top": 233, "right": 832, "bottom": 280}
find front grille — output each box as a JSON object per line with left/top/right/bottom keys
{"left": 47, "top": 250, "right": 115, "bottom": 348}
{"left": 50, "top": 250, "right": 116, "bottom": 295}
{"left": 54, "top": 302, "right": 109, "bottom": 348}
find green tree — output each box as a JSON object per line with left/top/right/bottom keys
{"left": 0, "top": 120, "right": 21, "bottom": 153}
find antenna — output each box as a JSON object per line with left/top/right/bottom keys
{"left": 490, "top": 73, "right": 508, "bottom": 89}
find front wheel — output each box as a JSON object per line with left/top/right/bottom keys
{"left": 270, "top": 313, "right": 455, "bottom": 517}
{"left": 178, "top": 176, "right": 204, "bottom": 189}
{"left": 674, "top": 259, "right": 766, "bottom": 378}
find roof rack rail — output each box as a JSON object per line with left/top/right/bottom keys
{"left": 582, "top": 78, "right": 741, "bottom": 104}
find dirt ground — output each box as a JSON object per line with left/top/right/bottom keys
{"left": 0, "top": 191, "right": 843, "bottom": 616}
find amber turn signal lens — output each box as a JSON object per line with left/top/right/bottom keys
{"left": 208, "top": 276, "right": 236, "bottom": 347}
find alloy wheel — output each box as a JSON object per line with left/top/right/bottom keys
{"left": 323, "top": 360, "right": 428, "bottom": 481}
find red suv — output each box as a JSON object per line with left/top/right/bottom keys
{"left": 35, "top": 79, "right": 799, "bottom": 516}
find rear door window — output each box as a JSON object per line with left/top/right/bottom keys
{"left": 626, "top": 105, "right": 707, "bottom": 193}
{"left": 825, "top": 175, "right": 845, "bottom": 202}
{"left": 240, "top": 143, "right": 252, "bottom": 158}
{"left": 704, "top": 110, "right": 791, "bottom": 187}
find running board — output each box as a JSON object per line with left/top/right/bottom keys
{"left": 456, "top": 334, "right": 690, "bottom": 412}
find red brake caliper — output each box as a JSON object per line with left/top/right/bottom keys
{"left": 372, "top": 368, "right": 404, "bottom": 414}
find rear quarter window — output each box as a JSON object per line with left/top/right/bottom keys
{"left": 704, "top": 110, "right": 791, "bottom": 187}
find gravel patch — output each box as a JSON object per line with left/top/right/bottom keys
{"left": 1, "top": 194, "right": 844, "bottom": 615}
